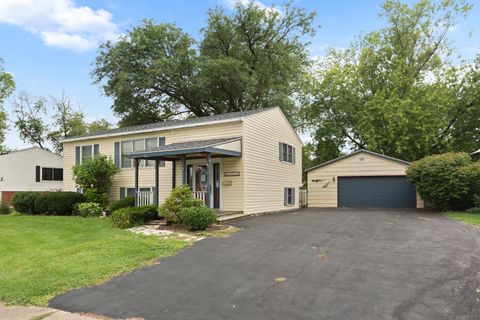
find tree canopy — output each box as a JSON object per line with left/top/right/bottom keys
{"left": 302, "top": 0, "right": 479, "bottom": 162}
{"left": 93, "top": 1, "right": 317, "bottom": 126}
{"left": 0, "top": 58, "right": 15, "bottom": 152}
{"left": 12, "top": 92, "right": 111, "bottom": 153}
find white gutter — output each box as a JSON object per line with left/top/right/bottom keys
{"left": 61, "top": 118, "right": 243, "bottom": 143}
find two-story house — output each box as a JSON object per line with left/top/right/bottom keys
{"left": 62, "top": 107, "right": 302, "bottom": 215}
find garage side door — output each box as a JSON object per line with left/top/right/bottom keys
{"left": 338, "top": 176, "right": 416, "bottom": 208}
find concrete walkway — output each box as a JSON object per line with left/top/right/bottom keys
{"left": 0, "top": 302, "right": 140, "bottom": 320}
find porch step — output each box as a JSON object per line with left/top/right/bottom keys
{"left": 147, "top": 219, "right": 166, "bottom": 226}
{"left": 217, "top": 212, "right": 254, "bottom": 223}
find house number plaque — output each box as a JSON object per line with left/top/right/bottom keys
{"left": 224, "top": 171, "right": 240, "bottom": 177}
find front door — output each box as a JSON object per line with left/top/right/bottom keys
{"left": 213, "top": 163, "right": 220, "bottom": 209}
{"left": 195, "top": 165, "right": 208, "bottom": 193}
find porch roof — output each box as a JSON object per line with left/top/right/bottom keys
{"left": 125, "top": 137, "right": 242, "bottom": 160}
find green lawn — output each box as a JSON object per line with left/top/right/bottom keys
{"left": 445, "top": 212, "right": 480, "bottom": 226}
{"left": 0, "top": 215, "right": 187, "bottom": 306}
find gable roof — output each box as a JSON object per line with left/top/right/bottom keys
{"left": 0, "top": 146, "right": 62, "bottom": 158}
{"left": 304, "top": 149, "right": 411, "bottom": 173}
{"left": 62, "top": 107, "right": 276, "bottom": 143}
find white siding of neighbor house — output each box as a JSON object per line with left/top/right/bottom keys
{"left": 242, "top": 108, "right": 303, "bottom": 214}
{"left": 63, "top": 121, "right": 245, "bottom": 212}
{"left": 307, "top": 152, "right": 424, "bottom": 208}
{"left": 0, "top": 147, "right": 63, "bottom": 196}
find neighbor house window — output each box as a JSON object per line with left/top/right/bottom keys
{"left": 36, "top": 166, "right": 63, "bottom": 182}
{"left": 41, "top": 167, "right": 63, "bottom": 181}
{"left": 76, "top": 144, "right": 100, "bottom": 165}
{"left": 120, "top": 137, "right": 165, "bottom": 168}
{"left": 284, "top": 187, "right": 295, "bottom": 206}
{"left": 279, "top": 142, "right": 295, "bottom": 164}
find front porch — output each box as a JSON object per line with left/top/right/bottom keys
{"left": 126, "top": 137, "right": 242, "bottom": 210}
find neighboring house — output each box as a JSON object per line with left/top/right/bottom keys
{"left": 62, "top": 107, "right": 302, "bottom": 215}
{"left": 305, "top": 150, "right": 424, "bottom": 209}
{"left": 0, "top": 147, "right": 64, "bottom": 204}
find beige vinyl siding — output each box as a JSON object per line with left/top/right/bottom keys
{"left": 242, "top": 108, "right": 302, "bottom": 214}
{"left": 307, "top": 152, "right": 424, "bottom": 208}
{"left": 63, "top": 121, "right": 244, "bottom": 210}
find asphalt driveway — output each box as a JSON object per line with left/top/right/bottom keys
{"left": 50, "top": 208, "right": 480, "bottom": 320}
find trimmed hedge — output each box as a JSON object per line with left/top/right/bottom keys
{"left": 110, "top": 196, "right": 135, "bottom": 213}
{"left": 11, "top": 192, "right": 41, "bottom": 214}
{"left": 34, "top": 192, "right": 86, "bottom": 215}
{"left": 111, "top": 205, "right": 157, "bottom": 229}
{"left": 180, "top": 206, "right": 217, "bottom": 231}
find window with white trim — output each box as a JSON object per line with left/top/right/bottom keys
{"left": 76, "top": 144, "right": 100, "bottom": 164}
{"left": 120, "top": 137, "right": 164, "bottom": 168}
{"left": 279, "top": 142, "right": 295, "bottom": 164}
{"left": 284, "top": 187, "right": 295, "bottom": 206}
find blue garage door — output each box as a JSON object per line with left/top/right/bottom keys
{"left": 338, "top": 176, "right": 416, "bottom": 208}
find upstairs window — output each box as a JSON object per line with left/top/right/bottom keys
{"left": 119, "top": 137, "right": 165, "bottom": 168}
{"left": 279, "top": 142, "right": 295, "bottom": 164}
{"left": 76, "top": 144, "right": 100, "bottom": 165}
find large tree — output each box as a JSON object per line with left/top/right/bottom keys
{"left": 0, "top": 58, "right": 15, "bottom": 151}
{"left": 93, "top": 1, "right": 317, "bottom": 126}
{"left": 12, "top": 93, "right": 111, "bottom": 153}
{"left": 303, "top": 0, "right": 479, "bottom": 162}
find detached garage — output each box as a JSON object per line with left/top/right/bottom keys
{"left": 305, "top": 150, "right": 424, "bottom": 208}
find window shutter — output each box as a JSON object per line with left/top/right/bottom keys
{"left": 159, "top": 137, "right": 166, "bottom": 167}
{"left": 293, "top": 188, "right": 296, "bottom": 205}
{"left": 75, "top": 146, "right": 80, "bottom": 165}
{"left": 279, "top": 143, "right": 283, "bottom": 161}
{"left": 119, "top": 187, "right": 125, "bottom": 199}
{"left": 284, "top": 187, "right": 287, "bottom": 206}
{"left": 114, "top": 142, "right": 120, "bottom": 167}
{"left": 93, "top": 144, "right": 100, "bottom": 158}
{"left": 292, "top": 147, "right": 296, "bottom": 164}
{"left": 35, "top": 166, "right": 40, "bottom": 182}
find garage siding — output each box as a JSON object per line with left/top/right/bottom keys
{"left": 306, "top": 152, "right": 424, "bottom": 208}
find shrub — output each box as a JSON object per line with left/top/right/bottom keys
{"left": 110, "top": 196, "right": 135, "bottom": 213}
{"left": 111, "top": 205, "right": 158, "bottom": 229}
{"left": 83, "top": 188, "right": 109, "bottom": 208}
{"left": 466, "top": 207, "right": 480, "bottom": 215}
{"left": 73, "top": 155, "right": 119, "bottom": 208}
{"left": 33, "top": 192, "right": 86, "bottom": 215}
{"left": 407, "top": 153, "right": 480, "bottom": 211}
{"left": 0, "top": 201, "right": 11, "bottom": 215}
{"left": 180, "top": 206, "right": 217, "bottom": 231}
{"left": 11, "top": 192, "right": 41, "bottom": 214}
{"left": 159, "top": 185, "right": 204, "bottom": 223}
{"left": 76, "top": 202, "right": 103, "bottom": 217}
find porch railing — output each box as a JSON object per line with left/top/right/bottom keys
{"left": 136, "top": 191, "right": 154, "bottom": 206}
{"left": 299, "top": 189, "right": 308, "bottom": 208}
{"left": 192, "top": 191, "right": 207, "bottom": 204}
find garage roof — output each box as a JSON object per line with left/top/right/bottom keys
{"left": 304, "top": 149, "right": 411, "bottom": 173}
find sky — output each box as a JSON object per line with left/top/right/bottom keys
{"left": 1, "top": 0, "right": 479, "bottom": 149}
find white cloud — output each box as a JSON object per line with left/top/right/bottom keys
{"left": 222, "top": 0, "right": 280, "bottom": 14}
{"left": 0, "top": 0, "right": 119, "bottom": 52}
